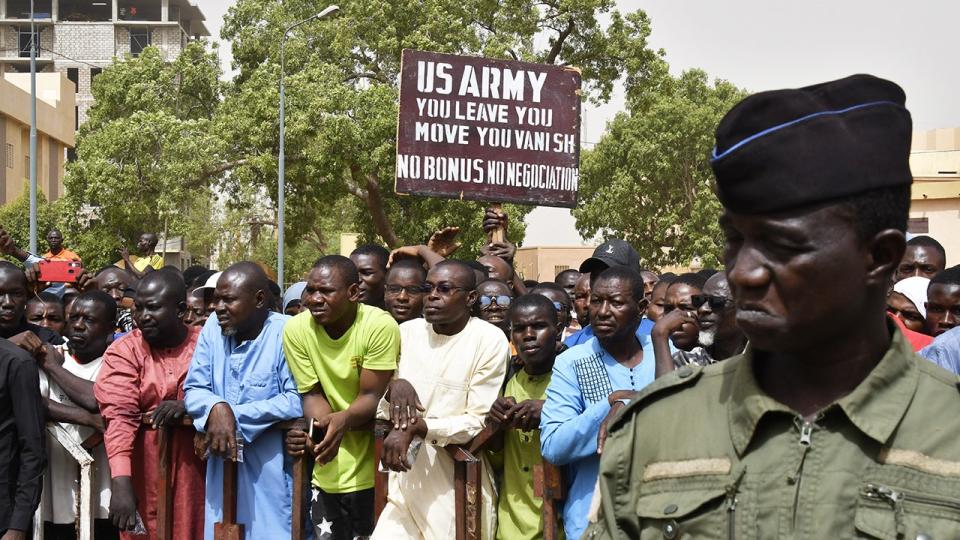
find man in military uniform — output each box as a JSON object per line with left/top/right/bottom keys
{"left": 587, "top": 75, "right": 960, "bottom": 539}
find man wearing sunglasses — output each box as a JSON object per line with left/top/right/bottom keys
{"left": 373, "top": 260, "right": 509, "bottom": 539}
{"left": 653, "top": 271, "right": 746, "bottom": 377}
{"left": 476, "top": 279, "right": 514, "bottom": 338}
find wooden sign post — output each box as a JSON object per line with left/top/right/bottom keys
{"left": 395, "top": 50, "right": 582, "bottom": 223}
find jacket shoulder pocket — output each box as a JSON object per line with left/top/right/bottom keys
{"left": 635, "top": 477, "right": 736, "bottom": 540}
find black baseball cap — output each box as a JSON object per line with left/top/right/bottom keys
{"left": 579, "top": 239, "right": 641, "bottom": 274}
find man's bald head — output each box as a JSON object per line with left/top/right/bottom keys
{"left": 134, "top": 269, "right": 188, "bottom": 347}
{"left": 477, "top": 255, "right": 514, "bottom": 284}
{"left": 215, "top": 261, "right": 271, "bottom": 338}
{"left": 137, "top": 269, "right": 187, "bottom": 304}
{"left": 220, "top": 261, "right": 270, "bottom": 295}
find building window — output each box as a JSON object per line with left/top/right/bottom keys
{"left": 67, "top": 68, "right": 79, "bottom": 90}
{"left": 60, "top": 0, "right": 111, "bottom": 22}
{"left": 119, "top": 1, "right": 161, "bottom": 21}
{"left": 554, "top": 265, "right": 569, "bottom": 276}
{"left": 8, "top": 1, "right": 53, "bottom": 19}
{"left": 5, "top": 144, "right": 12, "bottom": 169}
{"left": 90, "top": 67, "right": 102, "bottom": 81}
{"left": 18, "top": 29, "right": 39, "bottom": 58}
{"left": 908, "top": 218, "right": 929, "bottom": 235}
{"left": 130, "top": 28, "right": 151, "bottom": 56}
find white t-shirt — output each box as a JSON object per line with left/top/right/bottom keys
{"left": 40, "top": 347, "right": 111, "bottom": 523}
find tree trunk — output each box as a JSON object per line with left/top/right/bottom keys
{"left": 348, "top": 165, "right": 401, "bottom": 249}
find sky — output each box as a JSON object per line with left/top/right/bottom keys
{"left": 201, "top": 0, "right": 960, "bottom": 246}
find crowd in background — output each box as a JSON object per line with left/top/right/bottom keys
{"left": 0, "top": 203, "right": 957, "bottom": 540}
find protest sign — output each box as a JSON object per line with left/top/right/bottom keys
{"left": 395, "top": 49, "right": 582, "bottom": 208}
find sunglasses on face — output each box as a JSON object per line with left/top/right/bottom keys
{"left": 385, "top": 285, "right": 426, "bottom": 296}
{"left": 691, "top": 294, "right": 732, "bottom": 310}
{"left": 423, "top": 283, "right": 469, "bottom": 295}
{"left": 479, "top": 295, "right": 512, "bottom": 308}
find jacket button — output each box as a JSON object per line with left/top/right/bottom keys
{"left": 677, "top": 366, "right": 693, "bottom": 378}
{"left": 663, "top": 503, "right": 678, "bottom": 515}
{"left": 662, "top": 520, "right": 679, "bottom": 539}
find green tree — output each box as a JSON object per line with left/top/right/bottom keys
{"left": 62, "top": 42, "right": 226, "bottom": 268}
{"left": 0, "top": 186, "right": 61, "bottom": 262}
{"left": 218, "top": 0, "right": 664, "bottom": 255}
{"left": 574, "top": 69, "right": 746, "bottom": 269}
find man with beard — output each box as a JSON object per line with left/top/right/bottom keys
{"left": 40, "top": 291, "right": 118, "bottom": 540}
{"left": 652, "top": 271, "right": 746, "bottom": 377}
{"left": 372, "top": 260, "right": 509, "bottom": 540}
{"left": 383, "top": 260, "right": 427, "bottom": 324}
{"left": 589, "top": 75, "right": 960, "bottom": 539}
{"left": 540, "top": 267, "right": 655, "bottom": 540}
{"left": 486, "top": 294, "right": 561, "bottom": 539}
{"left": 284, "top": 255, "right": 399, "bottom": 540}
{"left": 351, "top": 245, "right": 390, "bottom": 309}
{"left": 94, "top": 271, "right": 205, "bottom": 539}
{"left": 184, "top": 262, "right": 303, "bottom": 539}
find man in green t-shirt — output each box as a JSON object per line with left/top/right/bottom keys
{"left": 486, "top": 294, "right": 563, "bottom": 539}
{"left": 283, "top": 255, "right": 400, "bottom": 540}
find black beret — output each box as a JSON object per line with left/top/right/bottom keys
{"left": 710, "top": 74, "right": 913, "bottom": 214}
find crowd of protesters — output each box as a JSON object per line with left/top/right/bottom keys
{"left": 1, "top": 73, "right": 960, "bottom": 540}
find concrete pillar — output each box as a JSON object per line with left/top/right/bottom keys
{"left": 51, "top": 0, "right": 58, "bottom": 21}
{"left": 1, "top": 0, "right": 7, "bottom": 21}
{"left": 112, "top": 0, "right": 118, "bottom": 22}
{"left": 161, "top": 0, "right": 168, "bottom": 22}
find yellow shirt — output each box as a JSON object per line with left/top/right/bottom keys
{"left": 283, "top": 305, "right": 400, "bottom": 493}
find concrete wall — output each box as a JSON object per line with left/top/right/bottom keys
{"left": 514, "top": 246, "right": 597, "bottom": 282}
{"left": 0, "top": 72, "right": 73, "bottom": 203}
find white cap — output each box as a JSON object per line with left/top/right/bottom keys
{"left": 197, "top": 271, "right": 223, "bottom": 290}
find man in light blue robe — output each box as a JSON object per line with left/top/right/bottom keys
{"left": 184, "top": 262, "right": 304, "bottom": 539}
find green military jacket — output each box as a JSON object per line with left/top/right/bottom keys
{"left": 586, "top": 329, "right": 960, "bottom": 540}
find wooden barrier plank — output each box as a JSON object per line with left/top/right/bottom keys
{"left": 155, "top": 425, "right": 174, "bottom": 540}
{"left": 213, "top": 459, "right": 244, "bottom": 540}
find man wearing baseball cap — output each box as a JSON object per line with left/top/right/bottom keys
{"left": 589, "top": 74, "right": 960, "bottom": 538}
{"left": 565, "top": 239, "right": 653, "bottom": 347}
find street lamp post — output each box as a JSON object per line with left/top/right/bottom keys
{"left": 29, "top": 0, "right": 38, "bottom": 253}
{"left": 278, "top": 5, "right": 339, "bottom": 287}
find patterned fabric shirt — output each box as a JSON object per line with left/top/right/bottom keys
{"left": 540, "top": 332, "right": 656, "bottom": 540}
{"left": 672, "top": 346, "right": 717, "bottom": 368}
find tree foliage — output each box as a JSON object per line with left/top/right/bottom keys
{"left": 0, "top": 187, "right": 60, "bottom": 263}
{"left": 62, "top": 43, "right": 226, "bottom": 269}
{"left": 574, "top": 69, "right": 747, "bottom": 269}
{"left": 58, "top": 1, "right": 681, "bottom": 271}
{"left": 217, "top": 0, "right": 664, "bottom": 257}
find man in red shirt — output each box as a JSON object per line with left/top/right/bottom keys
{"left": 94, "top": 271, "right": 204, "bottom": 538}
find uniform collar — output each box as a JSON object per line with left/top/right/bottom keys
{"left": 728, "top": 322, "right": 918, "bottom": 456}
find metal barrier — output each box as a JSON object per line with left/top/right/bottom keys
{"left": 31, "top": 425, "right": 100, "bottom": 540}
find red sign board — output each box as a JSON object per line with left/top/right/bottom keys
{"left": 395, "top": 49, "right": 582, "bottom": 208}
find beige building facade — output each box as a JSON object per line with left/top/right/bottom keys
{"left": 909, "top": 128, "right": 960, "bottom": 266}
{"left": 0, "top": 71, "right": 74, "bottom": 204}
{"left": 0, "top": 0, "right": 209, "bottom": 125}
{"left": 514, "top": 246, "right": 596, "bottom": 282}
